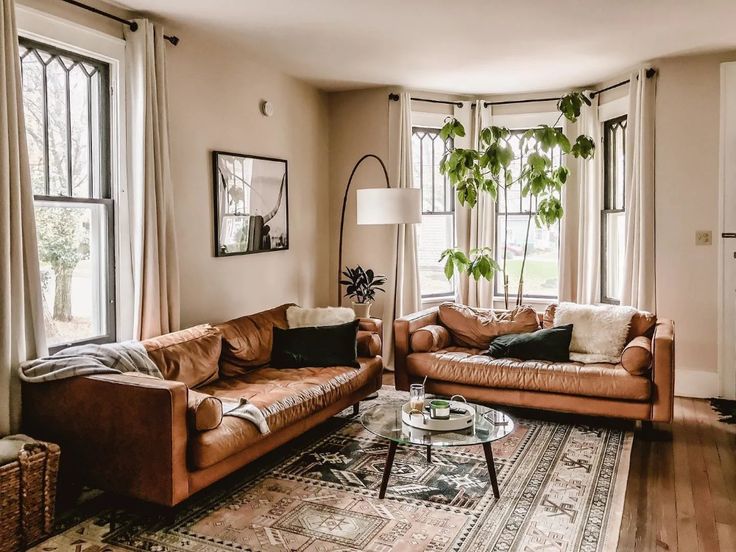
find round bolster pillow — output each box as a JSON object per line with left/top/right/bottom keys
{"left": 188, "top": 390, "right": 223, "bottom": 432}
{"left": 357, "top": 330, "right": 382, "bottom": 357}
{"left": 410, "top": 325, "right": 452, "bottom": 353}
{"left": 620, "top": 336, "right": 653, "bottom": 375}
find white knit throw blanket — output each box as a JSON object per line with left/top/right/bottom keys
{"left": 554, "top": 302, "right": 637, "bottom": 364}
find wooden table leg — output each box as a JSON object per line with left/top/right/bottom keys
{"left": 426, "top": 445, "right": 431, "bottom": 463}
{"left": 378, "top": 441, "right": 398, "bottom": 499}
{"left": 482, "top": 442, "right": 500, "bottom": 499}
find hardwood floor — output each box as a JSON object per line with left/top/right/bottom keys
{"left": 380, "top": 373, "right": 736, "bottom": 551}
{"left": 620, "top": 397, "right": 736, "bottom": 552}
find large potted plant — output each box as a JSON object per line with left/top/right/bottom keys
{"left": 438, "top": 92, "right": 596, "bottom": 307}
{"left": 341, "top": 265, "right": 387, "bottom": 318}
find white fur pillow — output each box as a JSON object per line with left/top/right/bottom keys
{"left": 553, "top": 302, "right": 637, "bottom": 363}
{"left": 286, "top": 306, "right": 355, "bottom": 328}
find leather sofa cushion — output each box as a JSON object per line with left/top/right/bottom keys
{"left": 216, "top": 304, "right": 293, "bottom": 375}
{"left": 406, "top": 347, "right": 650, "bottom": 401}
{"left": 543, "top": 303, "right": 657, "bottom": 343}
{"left": 141, "top": 324, "right": 221, "bottom": 388}
{"left": 438, "top": 303, "right": 539, "bottom": 348}
{"left": 410, "top": 325, "right": 451, "bottom": 352}
{"left": 188, "top": 389, "right": 223, "bottom": 432}
{"left": 621, "top": 336, "right": 653, "bottom": 375}
{"left": 191, "top": 357, "right": 382, "bottom": 469}
{"left": 357, "top": 330, "right": 381, "bottom": 357}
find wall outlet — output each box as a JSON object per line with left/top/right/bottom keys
{"left": 695, "top": 230, "right": 712, "bottom": 245}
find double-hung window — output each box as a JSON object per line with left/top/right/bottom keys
{"left": 20, "top": 38, "right": 115, "bottom": 351}
{"left": 412, "top": 126, "right": 455, "bottom": 299}
{"left": 495, "top": 129, "right": 562, "bottom": 300}
{"left": 601, "top": 115, "right": 627, "bottom": 304}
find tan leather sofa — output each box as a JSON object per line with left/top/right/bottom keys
{"left": 22, "top": 304, "right": 383, "bottom": 506}
{"left": 394, "top": 304, "right": 674, "bottom": 423}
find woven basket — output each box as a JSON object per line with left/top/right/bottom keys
{"left": 0, "top": 439, "right": 60, "bottom": 552}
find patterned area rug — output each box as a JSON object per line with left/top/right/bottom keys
{"left": 33, "top": 388, "right": 632, "bottom": 552}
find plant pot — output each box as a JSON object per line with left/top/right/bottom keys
{"left": 351, "top": 301, "right": 371, "bottom": 319}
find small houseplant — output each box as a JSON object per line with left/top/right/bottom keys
{"left": 341, "top": 265, "right": 387, "bottom": 318}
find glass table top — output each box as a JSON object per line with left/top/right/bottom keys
{"left": 361, "top": 400, "right": 514, "bottom": 447}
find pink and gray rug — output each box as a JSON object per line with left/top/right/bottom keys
{"left": 33, "top": 388, "right": 632, "bottom": 551}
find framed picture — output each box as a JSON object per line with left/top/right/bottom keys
{"left": 212, "top": 151, "right": 289, "bottom": 257}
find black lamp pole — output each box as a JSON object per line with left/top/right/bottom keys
{"left": 337, "top": 154, "right": 391, "bottom": 306}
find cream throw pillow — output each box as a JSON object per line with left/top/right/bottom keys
{"left": 286, "top": 306, "right": 355, "bottom": 328}
{"left": 553, "top": 302, "right": 637, "bottom": 363}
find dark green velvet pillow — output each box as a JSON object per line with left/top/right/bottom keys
{"left": 271, "top": 320, "right": 360, "bottom": 368}
{"left": 485, "top": 324, "right": 573, "bottom": 362}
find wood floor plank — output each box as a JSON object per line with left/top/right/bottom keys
{"left": 654, "top": 421, "right": 677, "bottom": 552}
{"left": 682, "top": 398, "right": 720, "bottom": 552}
{"left": 671, "top": 398, "right": 699, "bottom": 552}
{"left": 692, "top": 399, "right": 736, "bottom": 528}
{"left": 619, "top": 425, "right": 644, "bottom": 551}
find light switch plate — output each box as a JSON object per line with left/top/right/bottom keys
{"left": 695, "top": 230, "right": 712, "bottom": 245}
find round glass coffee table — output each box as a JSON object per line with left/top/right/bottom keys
{"left": 361, "top": 400, "right": 514, "bottom": 499}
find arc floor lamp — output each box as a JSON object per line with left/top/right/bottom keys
{"left": 337, "top": 154, "right": 421, "bottom": 306}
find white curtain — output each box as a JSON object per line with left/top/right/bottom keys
{"left": 125, "top": 20, "right": 180, "bottom": 339}
{"left": 393, "top": 92, "right": 421, "bottom": 316}
{"left": 0, "top": 0, "right": 47, "bottom": 435}
{"left": 454, "top": 100, "right": 494, "bottom": 307}
{"left": 621, "top": 68, "right": 657, "bottom": 312}
{"left": 559, "top": 92, "right": 601, "bottom": 304}
{"left": 383, "top": 92, "right": 421, "bottom": 368}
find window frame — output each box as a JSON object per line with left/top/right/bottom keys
{"left": 17, "top": 7, "right": 127, "bottom": 350}
{"left": 489, "top": 111, "right": 564, "bottom": 306}
{"left": 600, "top": 114, "right": 628, "bottom": 305}
{"left": 411, "top": 118, "right": 457, "bottom": 302}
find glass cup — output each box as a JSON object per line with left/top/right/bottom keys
{"left": 409, "top": 383, "right": 425, "bottom": 412}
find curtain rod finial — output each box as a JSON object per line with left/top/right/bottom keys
{"left": 388, "top": 93, "right": 400, "bottom": 102}
{"left": 129, "top": 21, "right": 138, "bottom": 32}
{"left": 166, "top": 35, "right": 180, "bottom": 46}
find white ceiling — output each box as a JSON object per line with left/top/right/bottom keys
{"left": 116, "top": 0, "right": 736, "bottom": 94}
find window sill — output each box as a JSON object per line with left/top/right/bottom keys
{"left": 421, "top": 295, "right": 455, "bottom": 309}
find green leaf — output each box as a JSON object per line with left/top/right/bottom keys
{"left": 444, "top": 257, "right": 455, "bottom": 279}
{"left": 571, "top": 135, "right": 596, "bottom": 159}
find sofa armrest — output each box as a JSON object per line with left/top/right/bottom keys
{"left": 22, "top": 373, "right": 190, "bottom": 506}
{"left": 358, "top": 317, "right": 383, "bottom": 337}
{"left": 650, "top": 319, "right": 675, "bottom": 423}
{"left": 393, "top": 307, "right": 440, "bottom": 390}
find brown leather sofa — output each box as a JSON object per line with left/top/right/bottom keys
{"left": 22, "top": 304, "right": 383, "bottom": 506}
{"left": 394, "top": 304, "right": 674, "bottom": 423}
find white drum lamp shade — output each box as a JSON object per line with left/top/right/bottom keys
{"left": 356, "top": 188, "right": 422, "bottom": 225}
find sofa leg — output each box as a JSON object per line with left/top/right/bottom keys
{"left": 352, "top": 402, "right": 360, "bottom": 416}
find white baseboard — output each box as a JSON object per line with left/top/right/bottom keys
{"left": 675, "top": 369, "right": 719, "bottom": 398}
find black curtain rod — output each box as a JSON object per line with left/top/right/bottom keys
{"left": 388, "top": 93, "right": 463, "bottom": 108}
{"left": 482, "top": 68, "right": 657, "bottom": 107}
{"left": 59, "top": 0, "right": 180, "bottom": 45}
{"left": 388, "top": 68, "right": 657, "bottom": 109}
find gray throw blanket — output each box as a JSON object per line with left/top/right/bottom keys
{"left": 19, "top": 342, "right": 270, "bottom": 434}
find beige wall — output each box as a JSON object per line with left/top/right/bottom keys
{"left": 327, "top": 88, "right": 394, "bottom": 317}
{"left": 19, "top": 1, "right": 332, "bottom": 328}
{"left": 167, "top": 26, "right": 330, "bottom": 327}
{"left": 654, "top": 51, "right": 736, "bottom": 392}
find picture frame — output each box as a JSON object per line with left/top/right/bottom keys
{"left": 212, "top": 151, "right": 289, "bottom": 257}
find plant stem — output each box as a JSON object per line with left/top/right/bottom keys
{"left": 502, "top": 169, "right": 509, "bottom": 310}
{"left": 518, "top": 211, "right": 533, "bottom": 306}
